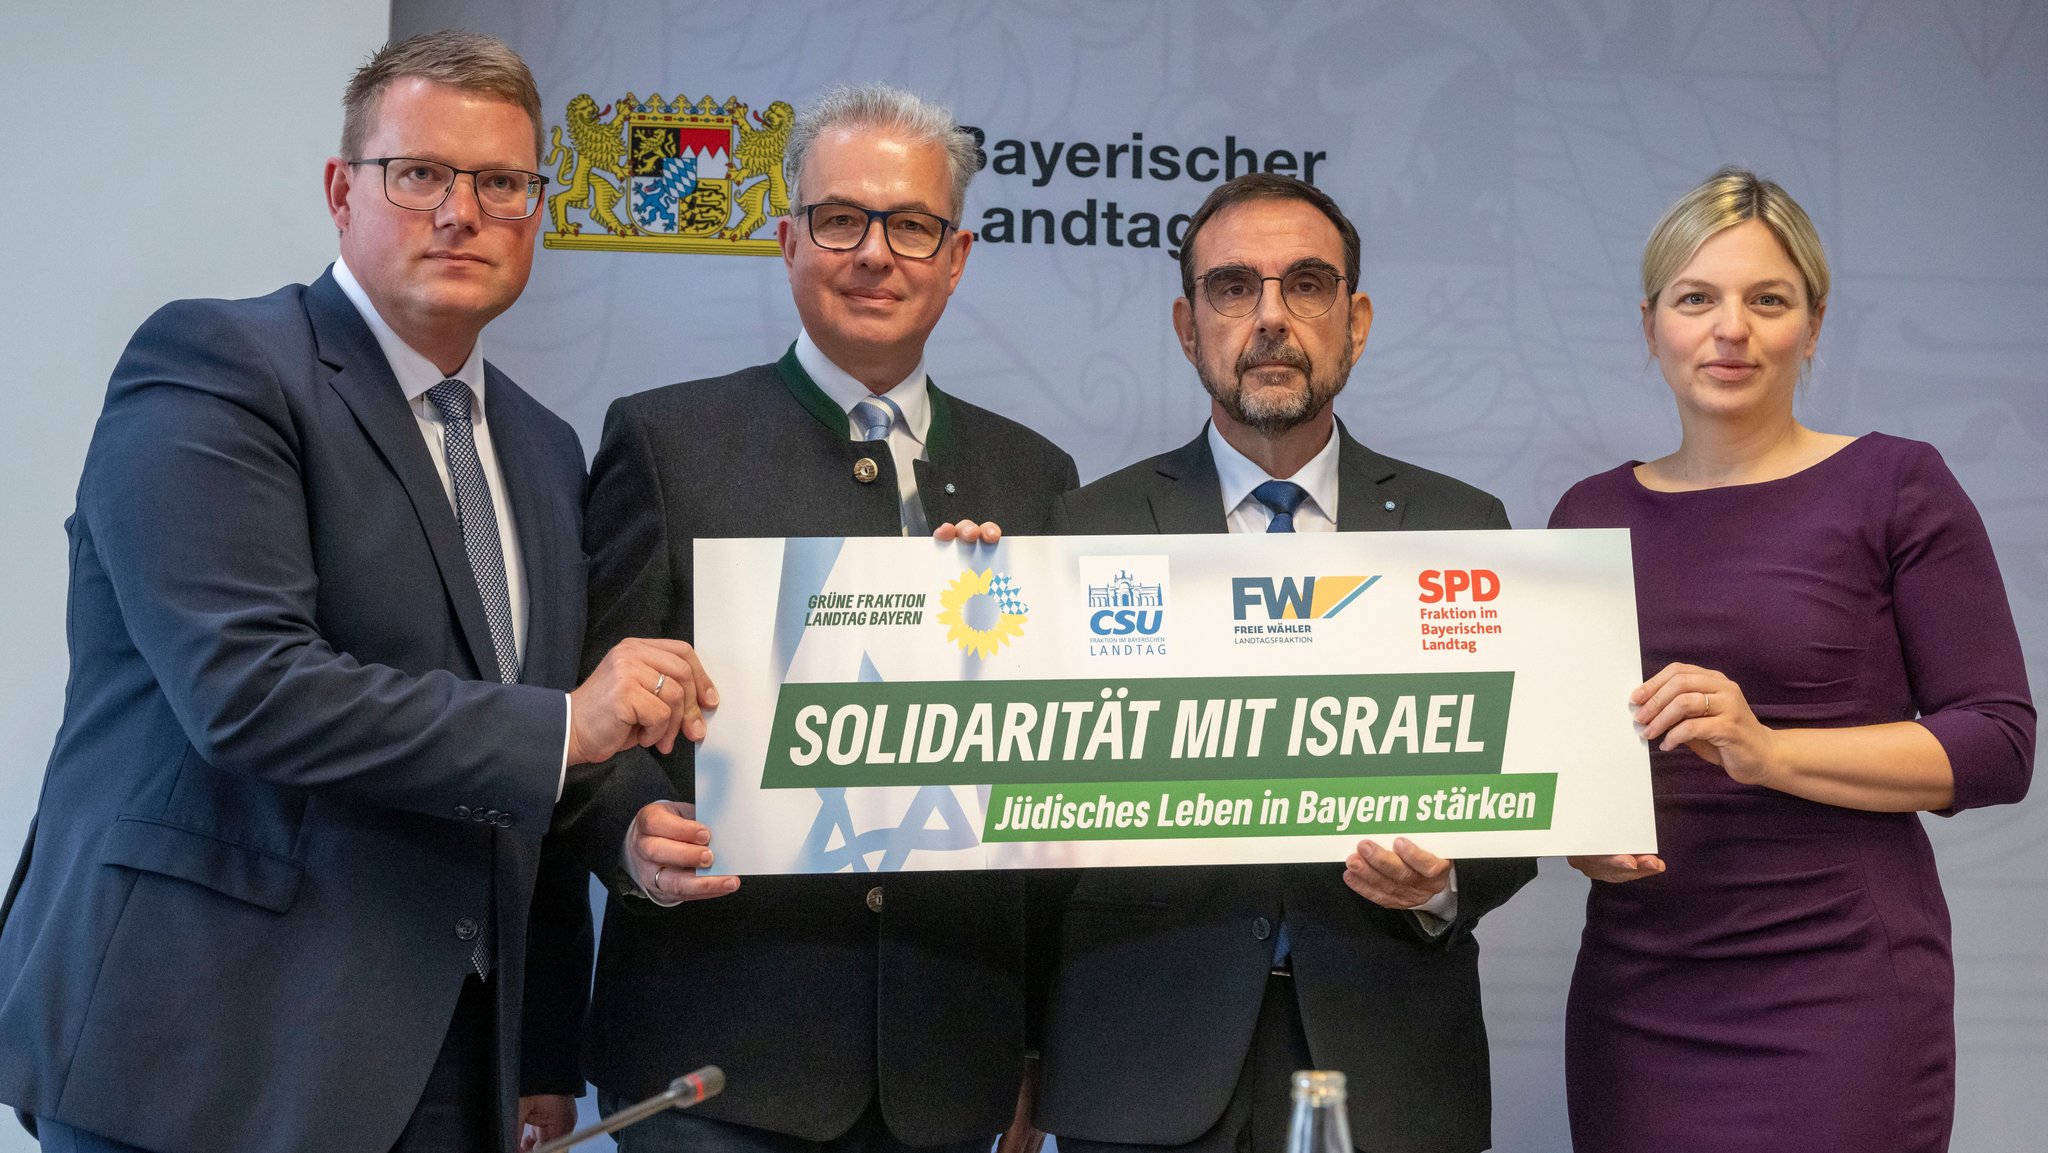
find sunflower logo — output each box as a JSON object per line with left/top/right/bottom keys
{"left": 936, "top": 568, "right": 1029, "bottom": 658}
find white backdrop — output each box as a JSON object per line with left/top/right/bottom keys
{"left": 1, "top": 2, "right": 2040, "bottom": 1151}
{"left": 0, "top": 12, "right": 391, "bottom": 1153}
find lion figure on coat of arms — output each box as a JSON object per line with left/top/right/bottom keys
{"left": 719, "top": 99, "right": 795, "bottom": 241}
{"left": 546, "top": 94, "right": 637, "bottom": 236}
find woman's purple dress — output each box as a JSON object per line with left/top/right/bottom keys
{"left": 1549, "top": 434, "right": 2034, "bottom": 1153}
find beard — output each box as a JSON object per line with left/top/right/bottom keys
{"left": 1196, "top": 324, "right": 1354, "bottom": 435}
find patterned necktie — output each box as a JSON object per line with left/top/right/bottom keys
{"left": 1253, "top": 479, "right": 1309, "bottom": 533}
{"left": 854, "top": 395, "right": 897, "bottom": 442}
{"left": 425, "top": 380, "right": 519, "bottom": 685}
{"left": 852, "top": 395, "right": 927, "bottom": 536}
{"left": 425, "top": 380, "right": 514, "bottom": 980}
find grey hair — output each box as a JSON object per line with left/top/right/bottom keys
{"left": 784, "top": 84, "right": 981, "bottom": 222}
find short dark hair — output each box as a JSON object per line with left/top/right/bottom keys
{"left": 341, "top": 30, "right": 544, "bottom": 165}
{"left": 1178, "top": 173, "right": 1362, "bottom": 300}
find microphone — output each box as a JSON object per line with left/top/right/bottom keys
{"left": 532, "top": 1066, "right": 726, "bottom": 1153}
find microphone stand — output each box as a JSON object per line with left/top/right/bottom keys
{"left": 533, "top": 1066, "right": 726, "bottom": 1153}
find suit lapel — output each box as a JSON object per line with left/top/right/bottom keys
{"left": 1149, "top": 429, "right": 1229, "bottom": 534}
{"left": 1333, "top": 419, "right": 1406, "bottom": 532}
{"left": 308, "top": 271, "right": 505, "bottom": 682}
{"left": 912, "top": 383, "right": 963, "bottom": 525}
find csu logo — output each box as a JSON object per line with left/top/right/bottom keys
{"left": 1232, "top": 575, "right": 1380, "bottom": 620}
{"left": 1087, "top": 569, "right": 1164, "bottom": 636}
{"left": 1079, "top": 556, "right": 1170, "bottom": 657}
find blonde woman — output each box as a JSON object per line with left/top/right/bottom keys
{"left": 1550, "top": 167, "right": 2033, "bottom": 1152}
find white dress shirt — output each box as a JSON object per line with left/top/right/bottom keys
{"left": 1208, "top": 421, "right": 1340, "bottom": 534}
{"left": 796, "top": 328, "right": 931, "bottom": 535}
{"left": 1206, "top": 420, "right": 1457, "bottom": 924}
{"left": 333, "top": 258, "right": 570, "bottom": 793}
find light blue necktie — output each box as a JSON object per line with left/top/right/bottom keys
{"left": 854, "top": 395, "right": 897, "bottom": 443}
{"left": 426, "top": 378, "right": 513, "bottom": 980}
{"left": 1251, "top": 478, "right": 1309, "bottom": 963}
{"left": 853, "top": 395, "right": 926, "bottom": 535}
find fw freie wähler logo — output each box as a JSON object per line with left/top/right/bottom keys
{"left": 1231, "top": 575, "right": 1380, "bottom": 620}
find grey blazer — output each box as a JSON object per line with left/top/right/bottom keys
{"left": 541, "top": 348, "right": 1078, "bottom": 1144}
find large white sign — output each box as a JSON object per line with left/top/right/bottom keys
{"left": 693, "top": 529, "right": 1654, "bottom": 874}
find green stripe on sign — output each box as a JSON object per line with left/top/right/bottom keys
{"left": 981, "top": 774, "right": 1556, "bottom": 841}
{"left": 762, "top": 671, "right": 1515, "bottom": 789}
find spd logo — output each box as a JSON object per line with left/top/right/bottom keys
{"left": 1232, "top": 575, "right": 1380, "bottom": 620}
{"left": 1417, "top": 569, "right": 1500, "bottom": 603}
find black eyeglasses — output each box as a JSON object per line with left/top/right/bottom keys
{"left": 801, "top": 202, "right": 956, "bottom": 259}
{"left": 1196, "top": 265, "right": 1348, "bottom": 319}
{"left": 351, "top": 157, "right": 547, "bottom": 221}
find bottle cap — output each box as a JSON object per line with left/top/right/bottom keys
{"left": 1290, "top": 1069, "right": 1346, "bottom": 1104}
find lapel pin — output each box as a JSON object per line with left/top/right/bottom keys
{"left": 854, "top": 458, "right": 879, "bottom": 484}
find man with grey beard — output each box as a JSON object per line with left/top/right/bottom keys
{"left": 1021, "top": 173, "right": 1534, "bottom": 1153}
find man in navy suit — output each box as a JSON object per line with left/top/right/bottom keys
{"left": 1024, "top": 174, "right": 1534, "bottom": 1153}
{"left": 0, "top": 30, "right": 705, "bottom": 1153}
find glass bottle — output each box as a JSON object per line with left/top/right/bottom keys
{"left": 1283, "top": 1069, "right": 1352, "bottom": 1153}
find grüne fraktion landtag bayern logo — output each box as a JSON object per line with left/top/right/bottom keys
{"left": 937, "top": 568, "right": 1030, "bottom": 659}
{"left": 542, "top": 91, "right": 793, "bottom": 255}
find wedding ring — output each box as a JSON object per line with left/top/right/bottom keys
{"left": 653, "top": 673, "right": 667, "bottom": 696}
{"left": 1700, "top": 692, "right": 1712, "bottom": 716}
{"left": 653, "top": 864, "right": 669, "bottom": 890}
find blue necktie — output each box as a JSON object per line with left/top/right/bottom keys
{"left": 853, "top": 396, "right": 927, "bottom": 536}
{"left": 854, "top": 395, "right": 897, "bottom": 442}
{"left": 426, "top": 379, "right": 513, "bottom": 981}
{"left": 1253, "top": 479, "right": 1308, "bottom": 533}
{"left": 426, "top": 380, "right": 519, "bottom": 686}
{"left": 1251, "top": 479, "right": 1309, "bottom": 963}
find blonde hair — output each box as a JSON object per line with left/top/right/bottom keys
{"left": 1641, "top": 166, "right": 1830, "bottom": 309}
{"left": 341, "top": 30, "right": 543, "bottom": 165}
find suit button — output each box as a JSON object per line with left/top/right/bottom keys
{"left": 454, "top": 805, "right": 471, "bottom": 820}
{"left": 1251, "top": 916, "right": 1271, "bottom": 940}
{"left": 853, "top": 457, "right": 880, "bottom": 484}
{"left": 495, "top": 812, "right": 514, "bottom": 828}
{"left": 865, "top": 886, "right": 885, "bottom": 913}
{"left": 483, "top": 809, "right": 502, "bottom": 824}
{"left": 455, "top": 917, "right": 480, "bottom": 941}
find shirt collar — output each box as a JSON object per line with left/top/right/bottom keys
{"left": 795, "top": 328, "right": 930, "bottom": 446}
{"left": 1207, "top": 420, "right": 1341, "bottom": 523}
{"left": 332, "top": 257, "right": 487, "bottom": 416}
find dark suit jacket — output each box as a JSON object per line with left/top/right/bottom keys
{"left": 543, "top": 349, "right": 1079, "bottom": 1144}
{"left": 0, "top": 271, "right": 589, "bottom": 1153}
{"left": 1033, "top": 424, "right": 1536, "bottom": 1153}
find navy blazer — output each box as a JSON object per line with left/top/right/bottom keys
{"left": 1033, "top": 424, "right": 1537, "bottom": 1153}
{"left": 0, "top": 270, "right": 588, "bottom": 1153}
